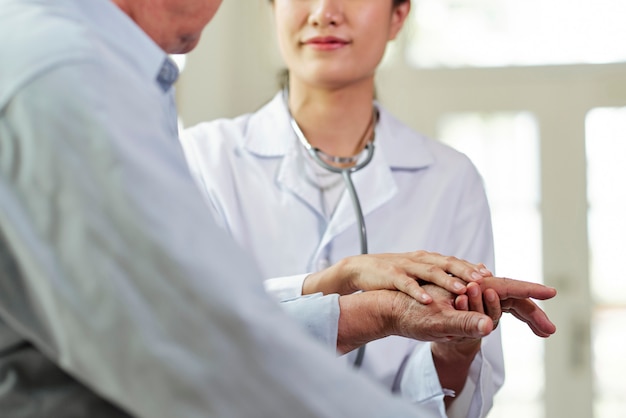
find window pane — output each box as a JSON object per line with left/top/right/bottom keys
{"left": 408, "top": 0, "right": 626, "bottom": 68}
{"left": 586, "top": 107, "right": 626, "bottom": 418}
{"left": 586, "top": 107, "right": 626, "bottom": 305}
{"left": 438, "top": 112, "right": 544, "bottom": 417}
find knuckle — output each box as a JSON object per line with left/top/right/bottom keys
{"left": 425, "top": 264, "right": 441, "bottom": 275}
{"left": 388, "top": 264, "right": 403, "bottom": 277}
{"left": 444, "top": 255, "right": 458, "bottom": 269}
{"left": 412, "top": 250, "right": 427, "bottom": 259}
{"left": 401, "top": 277, "right": 420, "bottom": 291}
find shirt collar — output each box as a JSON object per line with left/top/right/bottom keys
{"left": 156, "top": 58, "right": 179, "bottom": 92}
{"left": 244, "top": 92, "right": 434, "bottom": 170}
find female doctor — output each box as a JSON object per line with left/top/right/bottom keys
{"left": 181, "top": 0, "right": 504, "bottom": 417}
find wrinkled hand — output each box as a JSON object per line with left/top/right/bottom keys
{"left": 472, "top": 276, "right": 557, "bottom": 337}
{"left": 336, "top": 288, "right": 494, "bottom": 354}
{"left": 387, "top": 287, "right": 494, "bottom": 343}
{"left": 304, "top": 251, "right": 492, "bottom": 304}
{"left": 425, "top": 283, "right": 499, "bottom": 404}
{"left": 454, "top": 282, "right": 502, "bottom": 337}
{"left": 451, "top": 276, "right": 557, "bottom": 337}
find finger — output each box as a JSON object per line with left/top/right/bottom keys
{"left": 507, "top": 308, "right": 548, "bottom": 337}
{"left": 482, "top": 276, "right": 557, "bottom": 300}
{"left": 405, "top": 263, "right": 469, "bottom": 295}
{"left": 483, "top": 289, "right": 502, "bottom": 328}
{"left": 503, "top": 299, "right": 557, "bottom": 337}
{"left": 466, "top": 282, "right": 485, "bottom": 314}
{"left": 409, "top": 251, "right": 490, "bottom": 283}
{"left": 436, "top": 310, "right": 493, "bottom": 340}
{"left": 455, "top": 294, "right": 469, "bottom": 311}
{"left": 476, "top": 263, "right": 493, "bottom": 277}
{"left": 394, "top": 276, "right": 432, "bottom": 304}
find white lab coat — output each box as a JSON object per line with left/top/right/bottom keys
{"left": 181, "top": 92, "right": 505, "bottom": 418}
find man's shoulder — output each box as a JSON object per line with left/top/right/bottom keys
{"left": 0, "top": 0, "right": 95, "bottom": 64}
{"left": 0, "top": 1, "right": 99, "bottom": 108}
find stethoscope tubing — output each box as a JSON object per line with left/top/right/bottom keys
{"left": 342, "top": 170, "right": 368, "bottom": 256}
{"left": 306, "top": 143, "right": 375, "bottom": 256}
{"left": 314, "top": 155, "right": 370, "bottom": 368}
{"left": 286, "top": 94, "right": 375, "bottom": 368}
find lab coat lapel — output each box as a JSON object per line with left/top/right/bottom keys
{"left": 244, "top": 93, "right": 327, "bottom": 218}
{"left": 245, "top": 95, "right": 436, "bottom": 259}
{"left": 276, "top": 146, "right": 327, "bottom": 218}
{"left": 312, "top": 105, "right": 435, "bottom": 259}
{"left": 314, "top": 139, "right": 398, "bottom": 257}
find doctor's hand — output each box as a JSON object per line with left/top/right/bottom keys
{"left": 303, "top": 251, "right": 492, "bottom": 305}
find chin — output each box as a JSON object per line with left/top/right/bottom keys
{"left": 308, "top": 76, "right": 359, "bottom": 91}
{"left": 165, "top": 36, "right": 201, "bottom": 55}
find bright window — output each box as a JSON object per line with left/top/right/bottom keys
{"left": 407, "top": 0, "right": 626, "bottom": 68}
{"left": 438, "top": 112, "right": 544, "bottom": 417}
{"left": 586, "top": 107, "right": 626, "bottom": 418}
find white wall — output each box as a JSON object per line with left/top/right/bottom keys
{"left": 176, "top": 0, "right": 283, "bottom": 128}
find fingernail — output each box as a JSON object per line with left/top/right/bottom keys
{"left": 421, "top": 294, "right": 431, "bottom": 302}
{"left": 478, "top": 319, "right": 488, "bottom": 335}
{"left": 453, "top": 282, "right": 465, "bottom": 291}
{"left": 468, "top": 284, "right": 479, "bottom": 296}
{"left": 471, "top": 272, "right": 483, "bottom": 281}
{"left": 486, "top": 291, "right": 496, "bottom": 302}
{"left": 479, "top": 268, "right": 491, "bottom": 275}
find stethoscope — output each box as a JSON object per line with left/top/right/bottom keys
{"left": 285, "top": 90, "right": 377, "bottom": 368}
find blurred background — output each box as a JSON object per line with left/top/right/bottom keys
{"left": 173, "top": 1, "right": 626, "bottom": 417}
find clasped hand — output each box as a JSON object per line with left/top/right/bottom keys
{"left": 305, "top": 251, "right": 557, "bottom": 351}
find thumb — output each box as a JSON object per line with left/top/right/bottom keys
{"left": 444, "top": 311, "right": 493, "bottom": 339}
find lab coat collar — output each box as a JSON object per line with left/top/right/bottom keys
{"left": 243, "top": 93, "right": 436, "bottom": 251}
{"left": 243, "top": 92, "right": 435, "bottom": 170}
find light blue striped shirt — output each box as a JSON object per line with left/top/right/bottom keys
{"left": 0, "top": 0, "right": 427, "bottom": 417}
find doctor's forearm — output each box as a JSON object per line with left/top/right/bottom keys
{"left": 303, "top": 257, "right": 356, "bottom": 296}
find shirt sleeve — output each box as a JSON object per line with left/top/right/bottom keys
{"left": 279, "top": 293, "right": 340, "bottom": 349}
{"left": 0, "top": 61, "right": 431, "bottom": 418}
{"left": 399, "top": 343, "right": 448, "bottom": 417}
{"left": 264, "top": 276, "right": 340, "bottom": 350}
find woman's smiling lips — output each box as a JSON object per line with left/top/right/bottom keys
{"left": 302, "top": 36, "right": 350, "bottom": 51}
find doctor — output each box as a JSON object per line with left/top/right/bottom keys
{"left": 181, "top": 0, "right": 551, "bottom": 417}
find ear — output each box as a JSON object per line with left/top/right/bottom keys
{"left": 388, "top": 1, "right": 411, "bottom": 41}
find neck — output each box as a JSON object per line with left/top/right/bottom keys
{"left": 287, "top": 80, "right": 376, "bottom": 158}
